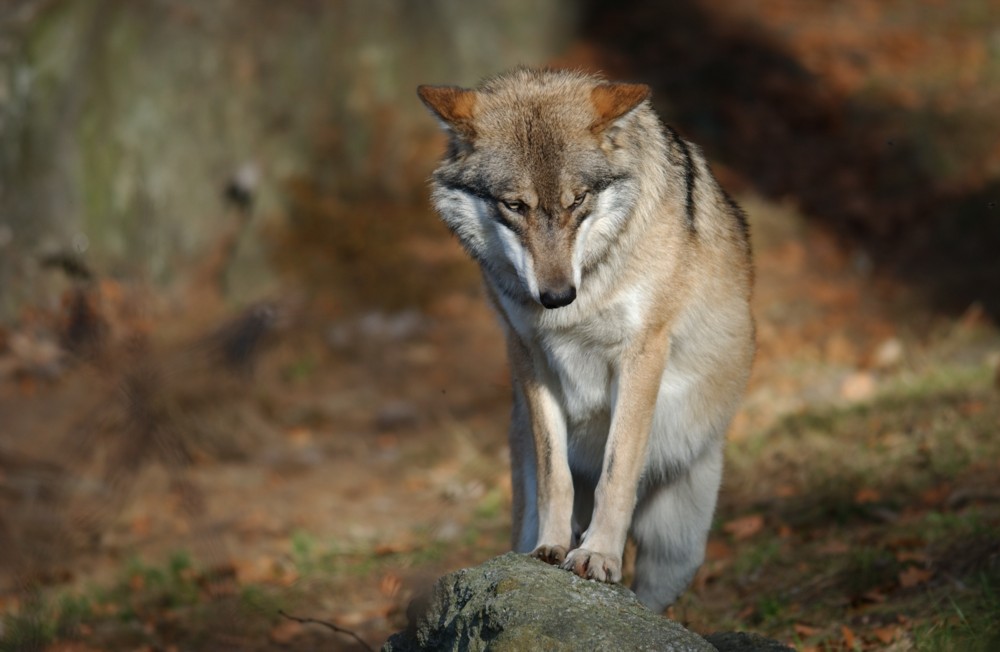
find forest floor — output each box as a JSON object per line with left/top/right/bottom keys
{"left": 1, "top": 191, "right": 997, "bottom": 652}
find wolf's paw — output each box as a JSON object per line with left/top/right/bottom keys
{"left": 530, "top": 544, "right": 568, "bottom": 565}
{"left": 561, "top": 548, "right": 622, "bottom": 583}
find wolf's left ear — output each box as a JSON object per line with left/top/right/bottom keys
{"left": 417, "top": 85, "right": 477, "bottom": 139}
{"left": 589, "top": 83, "right": 651, "bottom": 134}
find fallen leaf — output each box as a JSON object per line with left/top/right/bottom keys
{"left": 920, "top": 484, "right": 951, "bottom": 506}
{"left": 285, "top": 426, "right": 312, "bottom": 446}
{"left": 861, "top": 589, "right": 887, "bottom": 603}
{"left": 131, "top": 515, "right": 152, "bottom": 537}
{"left": 960, "top": 400, "right": 984, "bottom": 416}
{"left": 818, "top": 540, "right": 850, "bottom": 555}
{"left": 872, "top": 626, "right": 898, "bottom": 643}
{"left": 775, "top": 484, "right": 799, "bottom": 498}
{"left": 705, "top": 539, "right": 734, "bottom": 561}
{"left": 854, "top": 488, "right": 880, "bottom": 504}
{"left": 898, "top": 566, "right": 933, "bottom": 588}
{"left": 380, "top": 572, "right": 403, "bottom": 599}
{"left": 794, "top": 623, "right": 821, "bottom": 637}
{"left": 841, "top": 624, "right": 856, "bottom": 648}
{"left": 234, "top": 556, "right": 275, "bottom": 584}
{"left": 374, "top": 542, "right": 414, "bottom": 556}
{"left": 723, "top": 514, "right": 765, "bottom": 540}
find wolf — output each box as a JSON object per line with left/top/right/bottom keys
{"left": 417, "top": 68, "right": 754, "bottom": 612}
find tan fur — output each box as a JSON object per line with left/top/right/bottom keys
{"left": 419, "top": 68, "right": 754, "bottom": 611}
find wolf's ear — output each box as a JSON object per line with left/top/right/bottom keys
{"left": 589, "top": 83, "right": 651, "bottom": 134}
{"left": 417, "top": 85, "right": 477, "bottom": 139}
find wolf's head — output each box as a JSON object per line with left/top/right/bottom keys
{"left": 418, "top": 69, "right": 655, "bottom": 309}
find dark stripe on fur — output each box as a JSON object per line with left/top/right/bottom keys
{"left": 665, "top": 127, "right": 697, "bottom": 231}
{"left": 722, "top": 189, "right": 751, "bottom": 242}
{"left": 589, "top": 172, "right": 634, "bottom": 195}
{"left": 438, "top": 178, "right": 525, "bottom": 237}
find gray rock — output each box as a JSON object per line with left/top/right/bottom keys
{"left": 383, "top": 552, "right": 729, "bottom": 651}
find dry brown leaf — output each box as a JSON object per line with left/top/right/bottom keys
{"left": 380, "top": 572, "right": 403, "bottom": 599}
{"left": 898, "top": 566, "right": 933, "bottom": 588}
{"left": 130, "top": 515, "right": 152, "bottom": 537}
{"left": 705, "top": 539, "right": 735, "bottom": 561}
{"left": 818, "top": 540, "right": 850, "bottom": 555}
{"left": 872, "top": 626, "right": 898, "bottom": 644}
{"left": 723, "top": 514, "right": 765, "bottom": 540}
{"left": 128, "top": 573, "right": 145, "bottom": 592}
{"left": 861, "top": 589, "right": 887, "bottom": 603}
{"left": 234, "top": 555, "right": 279, "bottom": 584}
{"left": 775, "top": 484, "right": 799, "bottom": 498}
{"left": 960, "top": 400, "right": 985, "bottom": 416}
{"left": 374, "top": 542, "right": 414, "bottom": 556}
{"left": 854, "top": 488, "right": 881, "bottom": 504}
{"left": 920, "top": 484, "right": 951, "bottom": 506}
{"left": 841, "top": 624, "right": 856, "bottom": 648}
{"left": 285, "top": 426, "right": 312, "bottom": 446}
{"left": 794, "top": 623, "right": 821, "bottom": 637}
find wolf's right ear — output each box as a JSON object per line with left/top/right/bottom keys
{"left": 417, "top": 85, "right": 477, "bottom": 140}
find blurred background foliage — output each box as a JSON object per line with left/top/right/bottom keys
{"left": 2, "top": 0, "right": 996, "bottom": 319}
{"left": 0, "top": 0, "right": 575, "bottom": 315}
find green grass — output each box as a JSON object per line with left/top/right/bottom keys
{"left": 913, "top": 571, "right": 1000, "bottom": 652}
{"left": 0, "top": 551, "right": 295, "bottom": 651}
{"left": 0, "top": 595, "right": 55, "bottom": 652}
{"left": 732, "top": 539, "right": 782, "bottom": 579}
{"left": 694, "top": 353, "right": 1000, "bottom": 647}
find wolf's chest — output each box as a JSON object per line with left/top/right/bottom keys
{"left": 538, "top": 318, "right": 628, "bottom": 425}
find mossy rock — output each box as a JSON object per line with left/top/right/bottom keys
{"left": 383, "top": 552, "right": 790, "bottom": 651}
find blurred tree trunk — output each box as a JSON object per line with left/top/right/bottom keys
{"left": 0, "top": 0, "right": 577, "bottom": 318}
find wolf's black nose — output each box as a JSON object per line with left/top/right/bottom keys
{"left": 539, "top": 286, "right": 577, "bottom": 309}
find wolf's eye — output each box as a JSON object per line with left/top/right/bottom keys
{"left": 500, "top": 200, "right": 527, "bottom": 215}
{"left": 570, "top": 192, "right": 589, "bottom": 210}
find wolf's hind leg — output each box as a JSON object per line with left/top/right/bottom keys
{"left": 630, "top": 442, "right": 723, "bottom": 612}
{"left": 570, "top": 474, "right": 595, "bottom": 549}
{"left": 509, "top": 390, "right": 538, "bottom": 553}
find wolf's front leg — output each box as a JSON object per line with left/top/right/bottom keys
{"left": 526, "top": 379, "right": 574, "bottom": 564}
{"left": 507, "top": 336, "right": 574, "bottom": 565}
{"left": 562, "top": 331, "right": 670, "bottom": 582}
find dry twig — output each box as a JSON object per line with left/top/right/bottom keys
{"left": 277, "top": 609, "right": 375, "bottom": 652}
